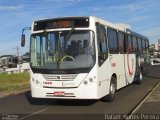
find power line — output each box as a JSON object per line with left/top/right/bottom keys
{"left": 136, "top": 25, "right": 160, "bottom": 32}
{"left": 148, "top": 34, "right": 160, "bottom": 39}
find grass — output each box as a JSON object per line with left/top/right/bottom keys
{"left": 0, "top": 72, "right": 30, "bottom": 92}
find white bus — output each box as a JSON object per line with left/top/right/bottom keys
{"left": 21, "top": 16, "right": 150, "bottom": 102}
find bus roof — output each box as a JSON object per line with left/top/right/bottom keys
{"left": 32, "top": 16, "right": 148, "bottom": 40}
{"left": 33, "top": 16, "right": 129, "bottom": 31}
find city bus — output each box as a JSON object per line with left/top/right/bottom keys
{"left": 21, "top": 16, "right": 150, "bottom": 102}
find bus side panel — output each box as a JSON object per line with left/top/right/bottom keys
{"left": 140, "top": 53, "right": 151, "bottom": 75}
{"left": 97, "top": 59, "right": 111, "bottom": 99}
{"left": 110, "top": 54, "right": 127, "bottom": 90}
{"left": 124, "top": 53, "right": 136, "bottom": 84}
{"left": 97, "top": 53, "right": 127, "bottom": 99}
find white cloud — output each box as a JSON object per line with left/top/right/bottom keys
{"left": 93, "top": 8, "right": 101, "bottom": 12}
{"left": 46, "top": 0, "right": 88, "bottom": 4}
{"left": 104, "top": 3, "right": 142, "bottom": 13}
{"left": 129, "top": 15, "right": 149, "bottom": 23}
{"left": 93, "top": 0, "right": 160, "bottom": 16}
{"left": 0, "top": 5, "right": 23, "bottom": 10}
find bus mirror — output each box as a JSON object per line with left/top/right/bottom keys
{"left": 21, "top": 34, "right": 25, "bottom": 47}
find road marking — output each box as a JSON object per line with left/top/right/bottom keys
{"left": 125, "top": 81, "right": 160, "bottom": 120}
{"left": 19, "top": 108, "right": 48, "bottom": 120}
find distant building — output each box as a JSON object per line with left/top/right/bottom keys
{"left": 0, "top": 53, "right": 30, "bottom": 74}
{"left": 0, "top": 56, "right": 12, "bottom": 67}
{"left": 0, "top": 52, "right": 30, "bottom": 68}
{"left": 5, "top": 62, "right": 30, "bottom": 74}
{"left": 149, "top": 39, "right": 160, "bottom": 58}
{"left": 0, "top": 68, "right": 4, "bottom": 73}
{"left": 158, "top": 39, "right": 160, "bottom": 50}
{"left": 149, "top": 44, "right": 155, "bottom": 50}
{"left": 21, "top": 53, "right": 30, "bottom": 63}
{"left": 154, "top": 39, "right": 160, "bottom": 51}
{"left": 155, "top": 42, "right": 159, "bottom": 51}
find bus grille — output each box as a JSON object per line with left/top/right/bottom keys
{"left": 42, "top": 74, "right": 78, "bottom": 81}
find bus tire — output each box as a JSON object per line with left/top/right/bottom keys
{"left": 102, "top": 76, "right": 116, "bottom": 102}
{"left": 135, "top": 70, "right": 143, "bottom": 84}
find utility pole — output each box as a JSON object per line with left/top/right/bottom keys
{"left": 16, "top": 46, "right": 21, "bottom": 72}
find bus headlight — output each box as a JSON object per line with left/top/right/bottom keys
{"left": 89, "top": 78, "right": 93, "bottom": 82}
{"left": 84, "top": 80, "right": 88, "bottom": 85}
{"left": 35, "top": 80, "right": 39, "bottom": 84}
{"left": 84, "top": 77, "right": 94, "bottom": 85}
{"left": 32, "top": 77, "right": 41, "bottom": 86}
{"left": 32, "top": 78, "right": 35, "bottom": 82}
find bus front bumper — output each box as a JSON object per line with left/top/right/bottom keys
{"left": 30, "top": 82, "right": 99, "bottom": 99}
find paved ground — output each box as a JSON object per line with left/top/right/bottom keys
{"left": 136, "top": 85, "right": 160, "bottom": 114}
{"left": 0, "top": 65, "right": 159, "bottom": 120}
{"left": 0, "top": 89, "right": 30, "bottom": 99}
{"left": 135, "top": 65, "right": 160, "bottom": 115}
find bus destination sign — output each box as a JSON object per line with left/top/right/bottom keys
{"left": 33, "top": 18, "right": 89, "bottom": 31}
{"left": 48, "top": 20, "right": 71, "bottom": 29}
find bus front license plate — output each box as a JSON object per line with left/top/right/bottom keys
{"left": 53, "top": 91, "right": 65, "bottom": 96}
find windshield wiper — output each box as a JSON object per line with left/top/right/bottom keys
{"left": 41, "top": 30, "right": 52, "bottom": 47}
{"left": 66, "top": 27, "right": 75, "bottom": 41}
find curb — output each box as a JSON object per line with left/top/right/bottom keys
{"left": 127, "top": 81, "right": 160, "bottom": 117}
{"left": 0, "top": 88, "right": 30, "bottom": 99}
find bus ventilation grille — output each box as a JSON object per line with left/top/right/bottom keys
{"left": 42, "top": 74, "right": 78, "bottom": 81}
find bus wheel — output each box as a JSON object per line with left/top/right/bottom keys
{"left": 103, "top": 76, "right": 116, "bottom": 102}
{"left": 135, "top": 70, "right": 143, "bottom": 84}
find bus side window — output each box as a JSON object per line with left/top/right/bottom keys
{"left": 108, "top": 28, "right": 118, "bottom": 54}
{"left": 96, "top": 23, "right": 108, "bottom": 66}
{"left": 142, "top": 39, "right": 146, "bottom": 53}
{"left": 132, "top": 36, "right": 138, "bottom": 53}
{"left": 126, "top": 35, "right": 133, "bottom": 54}
{"left": 118, "top": 32, "right": 125, "bottom": 54}
{"left": 138, "top": 38, "right": 142, "bottom": 53}
{"left": 145, "top": 40, "right": 149, "bottom": 52}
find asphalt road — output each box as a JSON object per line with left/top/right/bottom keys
{"left": 0, "top": 66, "right": 160, "bottom": 120}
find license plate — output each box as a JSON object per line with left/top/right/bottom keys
{"left": 53, "top": 91, "right": 65, "bottom": 96}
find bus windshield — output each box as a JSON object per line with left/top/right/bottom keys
{"left": 30, "top": 30, "right": 95, "bottom": 70}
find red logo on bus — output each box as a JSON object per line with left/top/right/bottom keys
{"left": 127, "top": 46, "right": 134, "bottom": 76}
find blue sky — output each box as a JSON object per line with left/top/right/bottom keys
{"left": 0, "top": 0, "right": 160, "bottom": 55}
